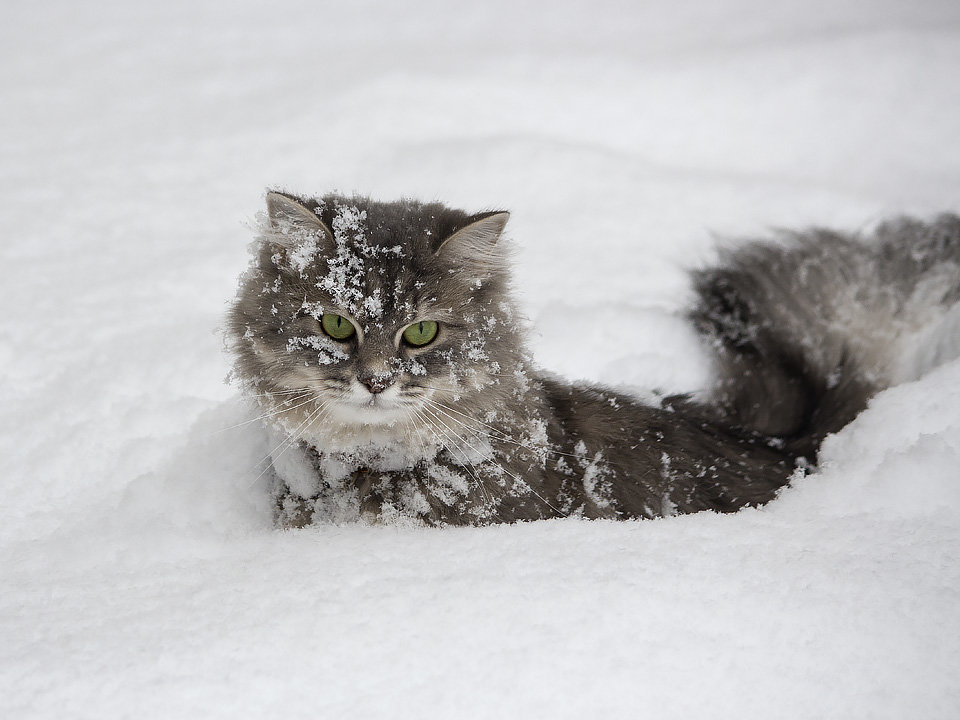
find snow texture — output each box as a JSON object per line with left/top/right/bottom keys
{"left": 2, "top": 1, "right": 959, "bottom": 717}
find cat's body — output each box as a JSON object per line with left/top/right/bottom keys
{"left": 227, "top": 193, "right": 960, "bottom": 526}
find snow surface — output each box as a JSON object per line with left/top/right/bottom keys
{"left": 2, "top": 1, "right": 960, "bottom": 717}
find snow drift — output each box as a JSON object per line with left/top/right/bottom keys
{"left": 2, "top": 1, "right": 959, "bottom": 718}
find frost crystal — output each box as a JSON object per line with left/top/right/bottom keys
{"left": 286, "top": 334, "right": 350, "bottom": 364}
{"left": 319, "top": 207, "right": 368, "bottom": 312}
{"left": 300, "top": 299, "right": 325, "bottom": 319}
{"left": 580, "top": 449, "right": 612, "bottom": 509}
{"left": 522, "top": 418, "right": 550, "bottom": 467}
{"left": 313, "top": 205, "right": 405, "bottom": 317}
{"left": 426, "top": 464, "right": 470, "bottom": 506}
{"left": 288, "top": 236, "right": 322, "bottom": 277}
{"left": 363, "top": 290, "right": 383, "bottom": 319}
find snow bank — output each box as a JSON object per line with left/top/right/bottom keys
{"left": 2, "top": 1, "right": 958, "bottom": 717}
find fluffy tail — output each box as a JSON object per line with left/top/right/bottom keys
{"left": 691, "top": 213, "right": 960, "bottom": 459}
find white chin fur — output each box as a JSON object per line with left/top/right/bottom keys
{"left": 325, "top": 400, "right": 411, "bottom": 427}
{"left": 326, "top": 382, "right": 410, "bottom": 427}
{"left": 301, "top": 407, "right": 438, "bottom": 468}
{"left": 294, "top": 383, "right": 432, "bottom": 463}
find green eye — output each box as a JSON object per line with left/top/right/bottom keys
{"left": 320, "top": 313, "right": 356, "bottom": 340}
{"left": 402, "top": 320, "right": 439, "bottom": 347}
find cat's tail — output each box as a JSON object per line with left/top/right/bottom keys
{"left": 690, "top": 213, "right": 960, "bottom": 459}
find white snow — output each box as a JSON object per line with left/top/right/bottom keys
{"left": 2, "top": 1, "right": 959, "bottom": 718}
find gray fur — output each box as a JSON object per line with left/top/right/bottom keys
{"left": 227, "top": 194, "right": 960, "bottom": 526}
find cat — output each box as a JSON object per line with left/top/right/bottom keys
{"left": 227, "top": 191, "right": 960, "bottom": 527}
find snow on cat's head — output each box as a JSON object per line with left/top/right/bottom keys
{"left": 228, "top": 191, "right": 527, "bottom": 451}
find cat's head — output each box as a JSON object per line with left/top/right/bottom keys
{"left": 228, "top": 191, "right": 527, "bottom": 447}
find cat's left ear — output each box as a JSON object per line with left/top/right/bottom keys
{"left": 263, "top": 191, "right": 335, "bottom": 249}
{"left": 435, "top": 212, "right": 510, "bottom": 273}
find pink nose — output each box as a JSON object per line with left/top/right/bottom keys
{"left": 359, "top": 376, "right": 391, "bottom": 394}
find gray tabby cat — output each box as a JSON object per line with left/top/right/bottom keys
{"left": 227, "top": 192, "right": 960, "bottom": 527}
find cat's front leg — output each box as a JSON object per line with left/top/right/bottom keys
{"left": 274, "top": 485, "right": 315, "bottom": 528}
{"left": 267, "top": 427, "right": 323, "bottom": 528}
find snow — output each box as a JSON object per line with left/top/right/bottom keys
{"left": 2, "top": 0, "right": 959, "bottom": 717}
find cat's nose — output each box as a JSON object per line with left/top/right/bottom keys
{"left": 358, "top": 373, "right": 393, "bottom": 394}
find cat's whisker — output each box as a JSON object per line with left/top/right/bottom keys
{"left": 247, "top": 399, "right": 329, "bottom": 489}
{"left": 242, "top": 388, "right": 318, "bottom": 398}
{"left": 249, "top": 400, "right": 319, "bottom": 469}
{"left": 420, "top": 403, "right": 568, "bottom": 518}
{"left": 421, "top": 396, "right": 531, "bottom": 441}
{"left": 309, "top": 400, "right": 338, "bottom": 437}
{"left": 419, "top": 404, "right": 493, "bottom": 463}
{"left": 258, "top": 399, "right": 334, "bottom": 486}
{"left": 425, "top": 397, "right": 639, "bottom": 480}
{"left": 413, "top": 406, "right": 501, "bottom": 517}
{"left": 402, "top": 407, "right": 431, "bottom": 461}
{"left": 422, "top": 396, "right": 592, "bottom": 465}
{"left": 409, "top": 407, "right": 440, "bottom": 449}
{"left": 417, "top": 406, "right": 516, "bottom": 524}
{"left": 213, "top": 393, "right": 317, "bottom": 435}
{"left": 299, "top": 396, "right": 340, "bottom": 440}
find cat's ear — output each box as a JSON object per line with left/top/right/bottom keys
{"left": 263, "top": 191, "right": 334, "bottom": 248}
{"left": 435, "top": 212, "right": 510, "bottom": 274}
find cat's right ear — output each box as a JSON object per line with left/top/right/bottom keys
{"left": 263, "top": 191, "right": 335, "bottom": 249}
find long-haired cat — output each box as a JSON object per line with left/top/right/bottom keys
{"left": 227, "top": 192, "right": 960, "bottom": 527}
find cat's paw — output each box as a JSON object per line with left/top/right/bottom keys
{"left": 274, "top": 489, "right": 316, "bottom": 529}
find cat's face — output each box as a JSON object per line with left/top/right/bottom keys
{"left": 229, "top": 192, "right": 524, "bottom": 448}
